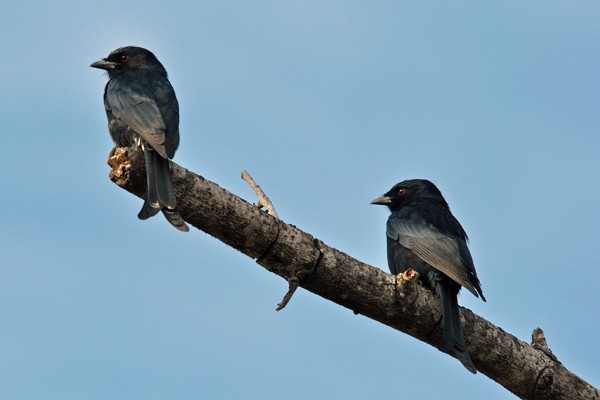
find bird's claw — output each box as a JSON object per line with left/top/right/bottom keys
{"left": 396, "top": 268, "right": 420, "bottom": 299}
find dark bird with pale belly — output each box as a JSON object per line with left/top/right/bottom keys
{"left": 91, "top": 46, "right": 188, "bottom": 232}
{"left": 372, "top": 179, "right": 485, "bottom": 373}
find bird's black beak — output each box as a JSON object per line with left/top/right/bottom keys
{"left": 90, "top": 59, "right": 116, "bottom": 70}
{"left": 371, "top": 195, "right": 393, "bottom": 205}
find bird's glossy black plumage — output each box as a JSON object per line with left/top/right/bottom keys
{"left": 372, "top": 179, "right": 484, "bottom": 373}
{"left": 91, "top": 46, "right": 188, "bottom": 231}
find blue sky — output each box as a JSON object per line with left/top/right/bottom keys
{"left": 1, "top": 1, "right": 599, "bottom": 399}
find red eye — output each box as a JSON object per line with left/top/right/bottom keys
{"left": 397, "top": 188, "right": 406, "bottom": 196}
{"left": 120, "top": 54, "right": 129, "bottom": 62}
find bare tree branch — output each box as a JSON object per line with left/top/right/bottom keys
{"left": 108, "top": 146, "right": 599, "bottom": 400}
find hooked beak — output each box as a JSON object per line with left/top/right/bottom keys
{"left": 370, "top": 195, "right": 393, "bottom": 205}
{"left": 90, "top": 59, "right": 116, "bottom": 70}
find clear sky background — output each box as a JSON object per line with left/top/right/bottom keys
{"left": 1, "top": 1, "right": 598, "bottom": 399}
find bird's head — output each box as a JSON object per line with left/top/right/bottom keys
{"left": 371, "top": 179, "right": 448, "bottom": 211}
{"left": 90, "top": 46, "right": 161, "bottom": 77}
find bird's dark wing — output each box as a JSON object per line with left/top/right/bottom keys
{"left": 105, "top": 86, "right": 169, "bottom": 158}
{"left": 386, "top": 215, "right": 480, "bottom": 297}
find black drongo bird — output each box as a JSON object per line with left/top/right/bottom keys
{"left": 91, "top": 46, "right": 188, "bottom": 231}
{"left": 371, "top": 179, "right": 485, "bottom": 373}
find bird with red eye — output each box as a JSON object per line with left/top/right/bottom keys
{"left": 372, "top": 179, "right": 485, "bottom": 373}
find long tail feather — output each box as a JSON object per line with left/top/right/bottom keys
{"left": 162, "top": 207, "right": 189, "bottom": 232}
{"left": 436, "top": 275, "right": 477, "bottom": 373}
{"left": 138, "top": 142, "right": 189, "bottom": 232}
{"left": 138, "top": 200, "right": 161, "bottom": 220}
{"left": 142, "top": 145, "right": 160, "bottom": 208}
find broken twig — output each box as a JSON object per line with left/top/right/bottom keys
{"left": 276, "top": 277, "right": 300, "bottom": 311}
{"left": 241, "top": 170, "right": 279, "bottom": 219}
{"left": 531, "top": 327, "right": 559, "bottom": 362}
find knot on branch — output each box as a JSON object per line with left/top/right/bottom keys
{"left": 534, "top": 366, "right": 557, "bottom": 398}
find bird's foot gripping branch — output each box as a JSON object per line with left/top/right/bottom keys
{"left": 107, "top": 145, "right": 599, "bottom": 400}
{"left": 395, "top": 269, "right": 420, "bottom": 300}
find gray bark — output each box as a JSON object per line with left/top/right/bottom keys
{"left": 108, "top": 146, "right": 599, "bottom": 400}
